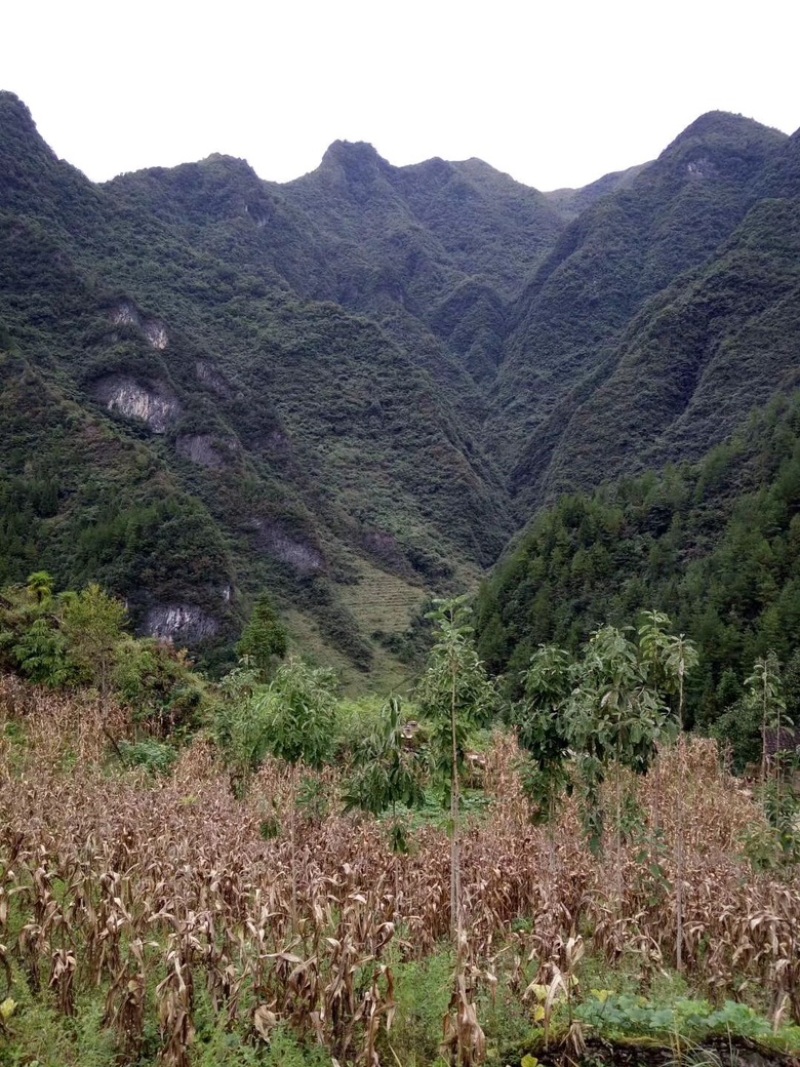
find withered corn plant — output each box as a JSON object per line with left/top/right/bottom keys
{"left": 2, "top": 671, "right": 800, "bottom": 1067}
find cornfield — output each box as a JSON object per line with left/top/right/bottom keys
{"left": 1, "top": 673, "right": 799, "bottom": 1066}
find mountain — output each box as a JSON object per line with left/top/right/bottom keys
{"left": 2, "top": 91, "right": 800, "bottom": 683}
{"left": 0, "top": 92, "right": 539, "bottom": 678}
{"left": 486, "top": 111, "right": 792, "bottom": 511}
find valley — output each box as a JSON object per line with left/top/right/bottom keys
{"left": 3, "top": 92, "right": 799, "bottom": 683}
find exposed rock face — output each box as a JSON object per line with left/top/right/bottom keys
{"left": 92, "top": 374, "right": 181, "bottom": 433}
{"left": 252, "top": 519, "right": 324, "bottom": 574}
{"left": 195, "top": 360, "right": 231, "bottom": 396}
{"left": 109, "top": 301, "right": 138, "bottom": 328}
{"left": 109, "top": 300, "right": 168, "bottom": 349}
{"left": 686, "top": 157, "right": 718, "bottom": 180}
{"left": 143, "top": 604, "right": 220, "bottom": 642}
{"left": 143, "top": 320, "right": 169, "bottom": 349}
{"left": 176, "top": 433, "right": 238, "bottom": 469}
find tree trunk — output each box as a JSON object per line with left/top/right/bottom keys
{"left": 450, "top": 654, "right": 461, "bottom": 941}
{"left": 676, "top": 671, "right": 685, "bottom": 973}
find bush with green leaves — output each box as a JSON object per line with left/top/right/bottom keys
{"left": 117, "top": 738, "right": 179, "bottom": 775}
{"left": 344, "top": 695, "right": 428, "bottom": 854}
{"left": 572, "top": 991, "right": 800, "bottom": 1049}
{"left": 113, "top": 637, "right": 206, "bottom": 737}
{"left": 216, "top": 655, "right": 339, "bottom": 797}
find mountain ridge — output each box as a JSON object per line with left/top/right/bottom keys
{"left": 2, "top": 90, "right": 799, "bottom": 679}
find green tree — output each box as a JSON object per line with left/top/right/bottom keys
{"left": 0, "top": 572, "right": 72, "bottom": 687}
{"left": 25, "top": 570, "right": 55, "bottom": 605}
{"left": 513, "top": 643, "right": 577, "bottom": 920}
{"left": 417, "top": 595, "right": 495, "bottom": 1067}
{"left": 514, "top": 644, "right": 575, "bottom": 825}
{"left": 236, "top": 593, "right": 288, "bottom": 680}
{"left": 61, "top": 583, "right": 128, "bottom": 710}
{"left": 638, "top": 611, "right": 699, "bottom": 730}
{"left": 746, "top": 652, "right": 787, "bottom": 784}
{"left": 416, "top": 596, "right": 497, "bottom": 938}
{"left": 566, "top": 625, "right": 676, "bottom": 856}
{"left": 11, "top": 617, "right": 72, "bottom": 687}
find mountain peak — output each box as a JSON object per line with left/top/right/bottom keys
{"left": 0, "top": 90, "right": 57, "bottom": 162}
{"left": 202, "top": 152, "right": 257, "bottom": 172}
{"left": 663, "top": 110, "right": 787, "bottom": 156}
{"left": 319, "top": 139, "right": 393, "bottom": 182}
{"left": 646, "top": 110, "right": 788, "bottom": 191}
{"left": 0, "top": 90, "right": 36, "bottom": 128}
{"left": 322, "top": 139, "right": 383, "bottom": 161}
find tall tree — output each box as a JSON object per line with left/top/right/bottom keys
{"left": 417, "top": 596, "right": 495, "bottom": 1067}
{"left": 747, "top": 652, "right": 786, "bottom": 785}
{"left": 61, "top": 583, "right": 127, "bottom": 711}
{"left": 416, "top": 596, "right": 496, "bottom": 938}
{"left": 514, "top": 644, "right": 575, "bottom": 826}
{"left": 236, "top": 593, "right": 288, "bottom": 681}
{"left": 566, "top": 625, "right": 675, "bottom": 857}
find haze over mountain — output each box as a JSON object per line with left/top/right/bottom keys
{"left": 1, "top": 90, "right": 799, "bottom": 679}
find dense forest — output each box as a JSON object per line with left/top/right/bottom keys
{"left": 476, "top": 395, "right": 800, "bottom": 727}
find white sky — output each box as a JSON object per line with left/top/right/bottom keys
{"left": 4, "top": 0, "right": 799, "bottom": 192}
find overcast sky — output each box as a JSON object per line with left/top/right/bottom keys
{"left": 5, "top": 0, "right": 798, "bottom": 192}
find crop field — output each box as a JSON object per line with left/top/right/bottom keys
{"left": 1, "top": 674, "right": 800, "bottom": 1067}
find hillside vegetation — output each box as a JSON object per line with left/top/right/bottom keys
{"left": 2, "top": 91, "right": 800, "bottom": 682}
{"left": 476, "top": 394, "right": 800, "bottom": 731}
{"left": 6, "top": 89, "right": 800, "bottom": 1067}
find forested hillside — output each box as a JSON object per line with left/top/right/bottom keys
{"left": 490, "top": 113, "right": 797, "bottom": 510}
{"left": 0, "top": 93, "right": 522, "bottom": 676}
{"left": 2, "top": 90, "right": 800, "bottom": 680}
{"left": 476, "top": 394, "right": 800, "bottom": 724}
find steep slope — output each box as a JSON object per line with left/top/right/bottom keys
{"left": 490, "top": 112, "right": 790, "bottom": 509}
{"left": 282, "top": 143, "right": 563, "bottom": 301}
{"left": 0, "top": 92, "right": 523, "bottom": 674}
{"left": 277, "top": 145, "right": 565, "bottom": 387}
{"left": 4, "top": 90, "right": 800, "bottom": 682}
{"left": 475, "top": 393, "right": 800, "bottom": 729}
{"left": 546, "top": 196, "right": 800, "bottom": 497}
